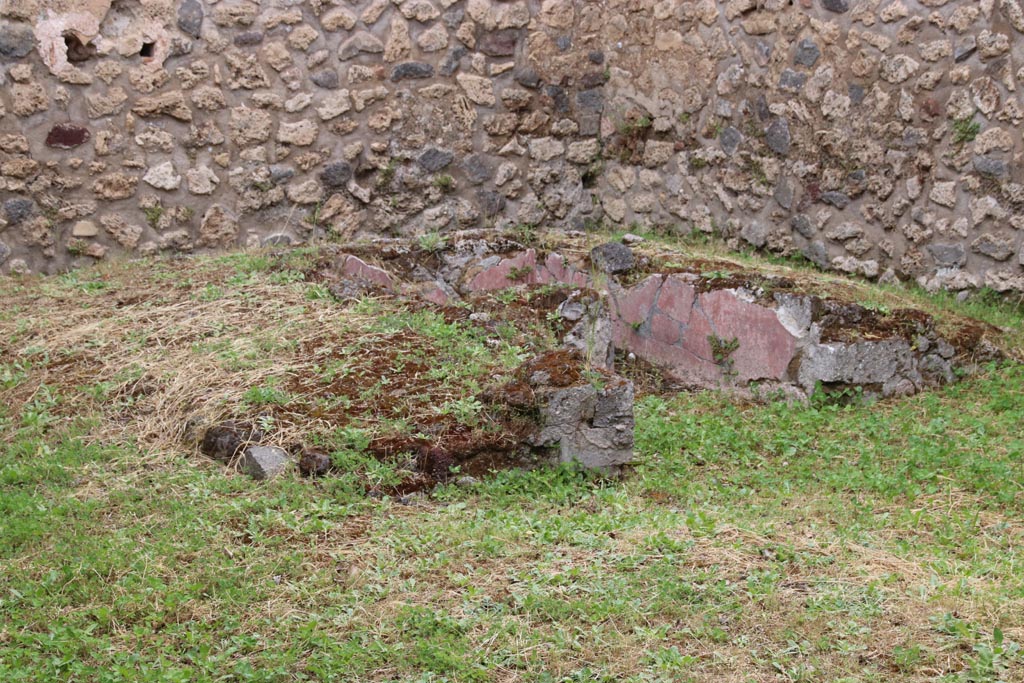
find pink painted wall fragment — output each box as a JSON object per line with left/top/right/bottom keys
{"left": 340, "top": 254, "right": 394, "bottom": 290}
{"left": 697, "top": 290, "right": 797, "bottom": 382}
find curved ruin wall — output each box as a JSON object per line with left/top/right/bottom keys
{"left": 1, "top": 0, "right": 1023, "bottom": 292}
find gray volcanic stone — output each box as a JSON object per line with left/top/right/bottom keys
{"left": 590, "top": 242, "right": 635, "bottom": 274}
{"left": 792, "top": 214, "right": 815, "bottom": 238}
{"left": 0, "top": 22, "right": 35, "bottom": 59}
{"left": 546, "top": 85, "right": 569, "bottom": 112}
{"left": 391, "top": 62, "right": 434, "bottom": 81}
{"left": 241, "top": 446, "right": 290, "bottom": 480}
{"left": 774, "top": 178, "right": 794, "bottom": 210}
{"left": 720, "top": 126, "right": 743, "bottom": 155}
{"left": 954, "top": 35, "right": 977, "bottom": 62}
{"left": 439, "top": 47, "right": 467, "bottom": 76}
{"left": 974, "top": 155, "right": 1008, "bottom": 177}
{"left": 802, "top": 241, "right": 830, "bottom": 268}
{"left": 927, "top": 243, "right": 966, "bottom": 268}
{"left": 794, "top": 38, "right": 820, "bottom": 66}
{"left": 3, "top": 198, "right": 34, "bottom": 225}
{"left": 462, "top": 154, "right": 494, "bottom": 185}
{"left": 741, "top": 222, "right": 770, "bottom": 248}
{"left": 269, "top": 165, "right": 294, "bottom": 184}
{"left": 310, "top": 69, "right": 339, "bottom": 89}
{"left": 972, "top": 234, "right": 1014, "bottom": 261}
{"left": 233, "top": 31, "right": 263, "bottom": 46}
{"left": 418, "top": 148, "right": 454, "bottom": 172}
{"left": 821, "top": 191, "right": 850, "bottom": 209}
{"left": 576, "top": 88, "right": 603, "bottom": 111}
{"left": 442, "top": 6, "right": 465, "bottom": 28}
{"left": 178, "top": 0, "right": 204, "bottom": 38}
{"left": 765, "top": 117, "right": 791, "bottom": 156}
{"left": 821, "top": 0, "right": 849, "bottom": 13}
{"left": 476, "top": 190, "right": 505, "bottom": 217}
{"left": 320, "top": 161, "right": 352, "bottom": 188}
{"left": 779, "top": 69, "right": 807, "bottom": 92}
{"left": 562, "top": 300, "right": 615, "bottom": 370}
{"left": 0, "top": 240, "right": 10, "bottom": 265}
{"left": 514, "top": 69, "right": 541, "bottom": 89}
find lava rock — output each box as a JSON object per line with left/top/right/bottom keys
{"left": 720, "top": 126, "right": 743, "bottom": 155}
{"left": 241, "top": 445, "right": 290, "bottom": 480}
{"left": 821, "top": 191, "right": 851, "bottom": 209}
{"left": 233, "top": 31, "right": 263, "bottom": 46}
{"left": 545, "top": 85, "right": 569, "bottom": 113}
{"left": 320, "top": 161, "right": 353, "bottom": 188}
{"left": 418, "top": 147, "right": 454, "bottom": 172}
{"left": 0, "top": 22, "right": 35, "bottom": 59}
{"left": 575, "top": 88, "right": 603, "bottom": 112}
{"left": 476, "top": 190, "right": 505, "bottom": 217}
{"left": 765, "top": 117, "right": 791, "bottom": 156}
{"left": 794, "top": 38, "right": 820, "bottom": 66}
{"left": 311, "top": 69, "right": 339, "bottom": 89}
{"left": 514, "top": 68, "right": 541, "bottom": 89}
{"left": 438, "top": 47, "right": 468, "bottom": 76}
{"left": 461, "top": 154, "right": 494, "bottom": 185}
{"left": 298, "top": 449, "right": 331, "bottom": 477}
{"left": 269, "top": 165, "right": 295, "bottom": 184}
{"left": 974, "top": 155, "right": 1008, "bottom": 177}
{"left": 390, "top": 62, "right": 434, "bottom": 82}
{"left": 821, "top": 0, "right": 849, "bottom": 13}
{"left": 954, "top": 36, "right": 977, "bottom": 63}
{"left": 45, "top": 123, "right": 91, "bottom": 149}
{"left": 791, "top": 214, "right": 815, "bottom": 239}
{"left": 927, "top": 243, "right": 966, "bottom": 268}
{"left": 590, "top": 242, "right": 635, "bottom": 274}
{"left": 3, "top": 198, "right": 35, "bottom": 225}
{"left": 478, "top": 29, "right": 520, "bottom": 57}
{"left": 200, "top": 421, "right": 265, "bottom": 463}
{"left": 779, "top": 69, "right": 807, "bottom": 92}
{"left": 178, "top": 0, "right": 204, "bottom": 38}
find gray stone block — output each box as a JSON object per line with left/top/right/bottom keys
{"left": 241, "top": 446, "right": 291, "bottom": 480}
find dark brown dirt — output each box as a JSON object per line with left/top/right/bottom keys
{"left": 515, "top": 348, "right": 584, "bottom": 387}
{"left": 817, "top": 302, "right": 936, "bottom": 344}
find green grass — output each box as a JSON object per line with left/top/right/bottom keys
{"left": 1, "top": 244, "right": 1024, "bottom": 681}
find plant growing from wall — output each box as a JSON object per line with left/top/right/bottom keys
{"left": 952, "top": 117, "right": 981, "bottom": 144}
{"left": 433, "top": 174, "right": 455, "bottom": 193}
{"left": 707, "top": 334, "right": 740, "bottom": 381}
{"left": 143, "top": 205, "right": 163, "bottom": 229}
{"left": 376, "top": 160, "right": 397, "bottom": 189}
{"left": 417, "top": 231, "right": 446, "bottom": 253}
{"left": 507, "top": 265, "right": 533, "bottom": 281}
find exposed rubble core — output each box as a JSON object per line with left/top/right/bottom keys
{"left": 0, "top": 1, "right": 1022, "bottom": 294}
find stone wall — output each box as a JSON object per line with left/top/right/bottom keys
{"left": 1, "top": 0, "right": 1024, "bottom": 293}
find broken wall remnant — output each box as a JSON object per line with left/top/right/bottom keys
{"left": 487, "top": 348, "right": 637, "bottom": 472}
{"left": 328, "top": 232, "right": 999, "bottom": 401}
{"left": 3, "top": 0, "right": 1024, "bottom": 295}
{"left": 186, "top": 230, "right": 1005, "bottom": 484}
